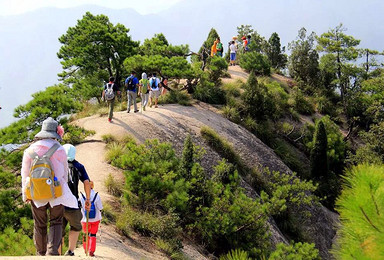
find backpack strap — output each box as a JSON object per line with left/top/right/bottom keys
{"left": 43, "top": 143, "right": 60, "bottom": 159}
{"left": 27, "top": 143, "right": 60, "bottom": 160}
{"left": 92, "top": 192, "right": 98, "bottom": 203}
{"left": 80, "top": 192, "right": 86, "bottom": 200}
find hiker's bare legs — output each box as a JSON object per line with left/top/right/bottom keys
{"left": 68, "top": 231, "right": 80, "bottom": 252}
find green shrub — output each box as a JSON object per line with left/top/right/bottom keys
{"left": 222, "top": 105, "right": 241, "bottom": 123}
{"left": 158, "top": 90, "right": 192, "bottom": 106}
{"left": 62, "top": 124, "right": 95, "bottom": 145}
{"left": 288, "top": 87, "right": 314, "bottom": 115}
{"left": 333, "top": 164, "right": 384, "bottom": 259}
{"left": 220, "top": 249, "right": 252, "bottom": 260}
{"left": 101, "top": 134, "right": 117, "bottom": 144}
{"left": 269, "top": 242, "right": 319, "bottom": 260}
{"left": 193, "top": 80, "right": 226, "bottom": 105}
{"left": 222, "top": 81, "right": 242, "bottom": 98}
{"left": 239, "top": 52, "right": 271, "bottom": 76}
{"left": 104, "top": 173, "right": 123, "bottom": 197}
{"left": 101, "top": 202, "right": 117, "bottom": 224}
{"left": 0, "top": 218, "right": 35, "bottom": 256}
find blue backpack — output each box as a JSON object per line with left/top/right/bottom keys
{"left": 81, "top": 192, "right": 98, "bottom": 219}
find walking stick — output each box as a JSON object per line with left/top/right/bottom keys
{"left": 85, "top": 210, "right": 89, "bottom": 256}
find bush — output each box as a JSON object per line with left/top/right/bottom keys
{"left": 104, "top": 173, "right": 123, "bottom": 197}
{"left": 62, "top": 124, "right": 95, "bottom": 145}
{"left": 269, "top": 242, "right": 319, "bottom": 260}
{"left": 158, "top": 90, "right": 192, "bottom": 106}
{"left": 222, "top": 105, "right": 241, "bottom": 123}
{"left": 220, "top": 249, "right": 252, "bottom": 260}
{"left": 101, "top": 203, "right": 117, "bottom": 224}
{"left": 333, "top": 164, "right": 384, "bottom": 259}
{"left": 222, "top": 81, "right": 242, "bottom": 98}
{"left": 239, "top": 52, "right": 271, "bottom": 76}
{"left": 288, "top": 87, "right": 314, "bottom": 115}
{"left": 193, "top": 80, "right": 226, "bottom": 105}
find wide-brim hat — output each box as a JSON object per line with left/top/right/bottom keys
{"left": 35, "top": 117, "right": 62, "bottom": 141}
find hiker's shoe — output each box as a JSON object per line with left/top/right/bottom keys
{"left": 155, "top": 105, "right": 158, "bottom": 108}
{"left": 134, "top": 110, "right": 139, "bottom": 113}
{"left": 65, "top": 250, "right": 75, "bottom": 256}
{"left": 108, "top": 118, "right": 112, "bottom": 123}
{"left": 89, "top": 251, "right": 95, "bottom": 257}
{"left": 127, "top": 110, "right": 130, "bottom": 113}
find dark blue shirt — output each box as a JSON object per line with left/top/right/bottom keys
{"left": 72, "top": 160, "right": 90, "bottom": 183}
{"left": 125, "top": 75, "right": 139, "bottom": 92}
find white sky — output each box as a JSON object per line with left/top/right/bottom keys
{"left": 0, "top": 0, "right": 182, "bottom": 16}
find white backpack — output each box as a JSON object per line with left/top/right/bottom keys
{"left": 105, "top": 83, "right": 115, "bottom": 101}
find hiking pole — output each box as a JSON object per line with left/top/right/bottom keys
{"left": 85, "top": 210, "right": 89, "bottom": 256}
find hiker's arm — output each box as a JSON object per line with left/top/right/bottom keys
{"left": 83, "top": 180, "right": 91, "bottom": 211}
{"left": 21, "top": 150, "right": 32, "bottom": 202}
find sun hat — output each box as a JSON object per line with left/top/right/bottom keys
{"left": 63, "top": 144, "right": 76, "bottom": 162}
{"left": 34, "top": 117, "right": 62, "bottom": 141}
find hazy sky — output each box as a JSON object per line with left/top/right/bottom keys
{"left": 0, "top": 0, "right": 182, "bottom": 16}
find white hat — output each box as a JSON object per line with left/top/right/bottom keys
{"left": 63, "top": 144, "right": 76, "bottom": 162}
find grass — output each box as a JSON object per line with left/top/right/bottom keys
{"left": 158, "top": 90, "right": 192, "bottom": 106}
{"left": 104, "top": 173, "right": 124, "bottom": 197}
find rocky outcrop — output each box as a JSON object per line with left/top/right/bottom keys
{"left": 75, "top": 102, "right": 337, "bottom": 259}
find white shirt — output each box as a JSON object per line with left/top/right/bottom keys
{"left": 21, "top": 139, "right": 78, "bottom": 208}
{"left": 149, "top": 77, "right": 161, "bottom": 91}
{"left": 80, "top": 189, "right": 103, "bottom": 223}
{"left": 230, "top": 44, "right": 237, "bottom": 53}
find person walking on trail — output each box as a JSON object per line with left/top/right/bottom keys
{"left": 216, "top": 38, "right": 223, "bottom": 57}
{"left": 125, "top": 71, "right": 139, "bottom": 113}
{"left": 211, "top": 39, "right": 218, "bottom": 57}
{"left": 160, "top": 76, "right": 168, "bottom": 96}
{"left": 21, "top": 117, "right": 78, "bottom": 256}
{"left": 139, "top": 72, "right": 150, "bottom": 111}
{"left": 80, "top": 181, "right": 103, "bottom": 257}
{"left": 242, "top": 36, "right": 249, "bottom": 52}
{"left": 229, "top": 40, "right": 237, "bottom": 66}
{"left": 149, "top": 73, "right": 161, "bottom": 108}
{"left": 102, "top": 77, "right": 120, "bottom": 123}
{"left": 60, "top": 144, "right": 91, "bottom": 256}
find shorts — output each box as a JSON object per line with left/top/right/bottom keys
{"left": 230, "top": 53, "right": 236, "bottom": 61}
{"left": 150, "top": 90, "right": 161, "bottom": 99}
{"left": 62, "top": 208, "right": 83, "bottom": 236}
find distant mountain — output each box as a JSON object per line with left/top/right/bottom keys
{"left": 0, "top": 0, "right": 383, "bottom": 128}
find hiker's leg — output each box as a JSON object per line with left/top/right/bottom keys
{"left": 127, "top": 91, "right": 132, "bottom": 112}
{"left": 89, "top": 221, "right": 100, "bottom": 254}
{"left": 132, "top": 91, "right": 138, "bottom": 111}
{"left": 47, "top": 204, "right": 64, "bottom": 256}
{"left": 108, "top": 99, "right": 114, "bottom": 120}
{"left": 31, "top": 202, "right": 48, "bottom": 256}
{"left": 149, "top": 91, "right": 153, "bottom": 107}
{"left": 59, "top": 213, "right": 69, "bottom": 255}
{"left": 81, "top": 222, "right": 89, "bottom": 253}
{"left": 66, "top": 209, "right": 82, "bottom": 252}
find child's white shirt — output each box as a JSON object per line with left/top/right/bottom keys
{"left": 80, "top": 189, "right": 103, "bottom": 222}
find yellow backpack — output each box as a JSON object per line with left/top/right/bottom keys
{"left": 25, "top": 143, "right": 63, "bottom": 200}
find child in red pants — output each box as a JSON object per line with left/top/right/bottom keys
{"left": 80, "top": 181, "right": 103, "bottom": 257}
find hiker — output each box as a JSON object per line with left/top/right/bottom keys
{"left": 160, "top": 76, "right": 168, "bottom": 96}
{"left": 80, "top": 181, "right": 103, "bottom": 257}
{"left": 21, "top": 117, "right": 78, "bottom": 256}
{"left": 242, "top": 36, "right": 249, "bottom": 52}
{"left": 149, "top": 73, "right": 161, "bottom": 108}
{"left": 125, "top": 71, "right": 139, "bottom": 113}
{"left": 102, "top": 77, "right": 120, "bottom": 123}
{"left": 60, "top": 144, "right": 91, "bottom": 256}
{"left": 139, "top": 72, "right": 150, "bottom": 111}
{"left": 216, "top": 38, "right": 223, "bottom": 57}
{"left": 210, "top": 39, "right": 218, "bottom": 57}
{"left": 229, "top": 40, "right": 237, "bottom": 66}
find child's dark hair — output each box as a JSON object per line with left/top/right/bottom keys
{"left": 109, "top": 76, "right": 115, "bottom": 82}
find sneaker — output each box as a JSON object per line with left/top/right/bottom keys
{"left": 89, "top": 251, "right": 95, "bottom": 257}
{"left": 155, "top": 105, "right": 158, "bottom": 108}
{"left": 65, "top": 250, "right": 74, "bottom": 256}
{"left": 127, "top": 110, "right": 130, "bottom": 113}
{"left": 134, "top": 110, "right": 139, "bottom": 113}
{"left": 108, "top": 118, "right": 112, "bottom": 123}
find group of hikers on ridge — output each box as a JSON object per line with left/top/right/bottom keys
{"left": 21, "top": 117, "right": 103, "bottom": 257}
{"left": 211, "top": 35, "right": 251, "bottom": 66}
{"left": 102, "top": 71, "right": 167, "bottom": 123}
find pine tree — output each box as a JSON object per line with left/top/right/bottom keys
{"left": 310, "top": 120, "right": 328, "bottom": 180}
{"left": 180, "top": 134, "right": 194, "bottom": 179}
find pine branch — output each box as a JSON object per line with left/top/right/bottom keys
{"left": 359, "top": 206, "right": 382, "bottom": 233}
